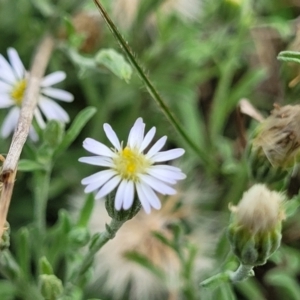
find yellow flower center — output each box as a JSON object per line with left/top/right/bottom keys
{"left": 113, "top": 146, "right": 150, "bottom": 181}
{"left": 11, "top": 79, "right": 27, "bottom": 106}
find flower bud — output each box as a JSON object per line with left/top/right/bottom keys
{"left": 250, "top": 104, "right": 300, "bottom": 169}
{"left": 105, "top": 192, "right": 141, "bottom": 221}
{"left": 39, "top": 274, "right": 63, "bottom": 300}
{"left": 228, "top": 184, "right": 285, "bottom": 266}
{"left": 68, "top": 227, "right": 90, "bottom": 248}
{"left": 43, "top": 120, "right": 65, "bottom": 149}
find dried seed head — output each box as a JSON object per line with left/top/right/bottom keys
{"left": 251, "top": 104, "right": 300, "bottom": 168}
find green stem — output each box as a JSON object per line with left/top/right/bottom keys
{"left": 229, "top": 264, "right": 254, "bottom": 282}
{"left": 200, "top": 264, "right": 254, "bottom": 288}
{"left": 200, "top": 271, "right": 231, "bottom": 288}
{"left": 92, "top": 0, "right": 211, "bottom": 167}
{"left": 72, "top": 218, "right": 125, "bottom": 286}
{"left": 33, "top": 168, "right": 52, "bottom": 239}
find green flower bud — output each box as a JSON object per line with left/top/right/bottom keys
{"left": 105, "top": 192, "right": 141, "bottom": 221}
{"left": 228, "top": 184, "right": 285, "bottom": 266}
{"left": 43, "top": 120, "right": 65, "bottom": 149}
{"left": 68, "top": 227, "right": 90, "bottom": 248}
{"left": 39, "top": 274, "right": 63, "bottom": 300}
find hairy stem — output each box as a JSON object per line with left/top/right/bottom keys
{"left": 72, "top": 218, "right": 125, "bottom": 286}
{"left": 92, "top": 0, "right": 212, "bottom": 167}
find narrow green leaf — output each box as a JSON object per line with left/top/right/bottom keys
{"left": 16, "top": 228, "right": 30, "bottom": 278}
{"left": 53, "top": 107, "right": 97, "bottom": 158}
{"left": 124, "top": 251, "right": 166, "bottom": 281}
{"left": 29, "top": 0, "right": 56, "bottom": 17}
{"left": 96, "top": 49, "right": 132, "bottom": 83}
{"left": 278, "top": 51, "right": 300, "bottom": 64}
{"left": 18, "top": 159, "right": 45, "bottom": 172}
{"left": 152, "top": 231, "right": 174, "bottom": 249}
{"left": 77, "top": 194, "right": 95, "bottom": 227}
{"left": 235, "top": 278, "right": 266, "bottom": 300}
{"left": 39, "top": 257, "right": 53, "bottom": 275}
{"left": 265, "top": 271, "right": 300, "bottom": 300}
{"left": 219, "top": 283, "right": 237, "bottom": 300}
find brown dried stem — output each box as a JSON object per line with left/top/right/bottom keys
{"left": 0, "top": 34, "right": 55, "bottom": 239}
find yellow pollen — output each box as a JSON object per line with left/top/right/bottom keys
{"left": 11, "top": 79, "right": 27, "bottom": 106}
{"left": 114, "top": 146, "right": 150, "bottom": 181}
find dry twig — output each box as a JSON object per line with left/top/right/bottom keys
{"left": 0, "top": 34, "right": 55, "bottom": 239}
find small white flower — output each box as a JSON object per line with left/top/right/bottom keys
{"left": 0, "top": 48, "right": 74, "bottom": 140}
{"left": 79, "top": 118, "right": 186, "bottom": 213}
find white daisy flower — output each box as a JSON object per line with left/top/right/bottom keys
{"left": 79, "top": 118, "right": 186, "bottom": 214}
{"left": 0, "top": 48, "right": 74, "bottom": 139}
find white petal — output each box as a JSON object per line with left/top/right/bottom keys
{"left": 34, "top": 109, "right": 46, "bottom": 128}
{"left": 151, "top": 148, "right": 185, "bottom": 162}
{"left": 28, "top": 126, "right": 38, "bottom": 142}
{"left": 139, "top": 174, "right": 176, "bottom": 195}
{"left": 41, "top": 71, "right": 66, "bottom": 87}
{"left": 95, "top": 176, "right": 121, "bottom": 199}
{"left": 81, "top": 169, "right": 117, "bottom": 184}
{"left": 148, "top": 165, "right": 186, "bottom": 180}
{"left": 139, "top": 182, "right": 162, "bottom": 210}
{"left": 155, "top": 164, "right": 183, "bottom": 173}
{"left": 82, "top": 138, "right": 115, "bottom": 157}
{"left": 83, "top": 170, "right": 117, "bottom": 193}
{"left": 1, "top": 106, "right": 20, "bottom": 138}
{"left": 0, "top": 94, "right": 14, "bottom": 108}
{"left": 115, "top": 180, "right": 127, "bottom": 210}
{"left": 7, "top": 48, "right": 25, "bottom": 80}
{"left": 127, "top": 117, "right": 144, "bottom": 148}
{"left": 139, "top": 127, "right": 156, "bottom": 152}
{"left": 0, "top": 54, "right": 17, "bottom": 84}
{"left": 42, "top": 87, "right": 74, "bottom": 102}
{"left": 147, "top": 168, "right": 177, "bottom": 184}
{"left": 0, "top": 81, "right": 12, "bottom": 93}
{"left": 123, "top": 180, "right": 134, "bottom": 210}
{"left": 146, "top": 136, "right": 167, "bottom": 158}
{"left": 78, "top": 156, "right": 114, "bottom": 167}
{"left": 38, "top": 96, "right": 70, "bottom": 123}
{"left": 103, "top": 123, "right": 121, "bottom": 150}
{"left": 136, "top": 182, "right": 151, "bottom": 214}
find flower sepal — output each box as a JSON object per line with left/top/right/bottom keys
{"left": 228, "top": 224, "right": 282, "bottom": 266}
{"left": 105, "top": 192, "right": 141, "bottom": 222}
{"left": 247, "top": 145, "right": 288, "bottom": 184}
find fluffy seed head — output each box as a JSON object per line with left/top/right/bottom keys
{"left": 251, "top": 104, "right": 300, "bottom": 168}
{"left": 230, "top": 184, "right": 285, "bottom": 234}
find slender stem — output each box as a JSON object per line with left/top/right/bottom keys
{"left": 229, "top": 264, "right": 254, "bottom": 282}
{"left": 92, "top": 0, "right": 211, "bottom": 167}
{"left": 0, "top": 34, "right": 55, "bottom": 239}
{"left": 72, "top": 218, "right": 125, "bottom": 286}
{"left": 200, "top": 271, "right": 231, "bottom": 288}
{"left": 33, "top": 168, "right": 52, "bottom": 236}
{"left": 200, "top": 264, "right": 254, "bottom": 288}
